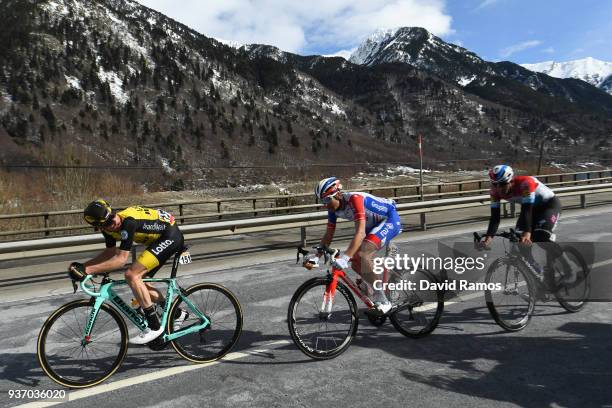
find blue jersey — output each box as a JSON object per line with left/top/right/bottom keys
{"left": 327, "top": 192, "right": 397, "bottom": 232}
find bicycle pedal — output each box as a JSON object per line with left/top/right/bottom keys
{"left": 147, "top": 336, "right": 169, "bottom": 351}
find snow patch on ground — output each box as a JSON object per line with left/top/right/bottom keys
{"left": 457, "top": 75, "right": 476, "bottom": 87}
{"left": 98, "top": 68, "right": 128, "bottom": 104}
{"left": 160, "top": 158, "right": 174, "bottom": 174}
{"left": 64, "top": 75, "right": 82, "bottom": 90}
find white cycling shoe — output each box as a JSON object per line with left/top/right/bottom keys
{"left": 129, "top": 327, "right": 164, "bottom": 345}
{"left": 372, "top": 291, "right": 392, "bottom": 314}
{"left": 172, "top": 309, "right": 189, "bottom": 332}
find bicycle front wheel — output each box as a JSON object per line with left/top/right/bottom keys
{"left": 555, "top": 246, "right": 590, "bottom": 312}
{"left": 37, "top": 299, "right": 128, "bottom": 388}
{"left": 485, "top": 258, "right": 536, "bottom": 331}
{"left": 168, "top": 283, "right": 243, "bottom": 363}
{"left": 288, "top": 277, "right": 358, "bottom": 360}
{"left": 387, "top": 268, "right": 444, "bottom": 338}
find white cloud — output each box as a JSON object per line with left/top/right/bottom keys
{"left": 499, "top": 40, "right": 542, "bottom": 58}
{"left": 542, "top": 47, "right": 555, "bottom": 54}
{"left": 136, "top": 0, "right": 453, "bottom": 55}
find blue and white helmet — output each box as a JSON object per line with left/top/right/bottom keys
{"left": 489, "top": 165, "right": 514, "bottom": 184}
{"left": 315, "top": 177, "right": 342, "bottom": 199}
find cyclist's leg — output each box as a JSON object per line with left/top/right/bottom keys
{"left": 359, "top": 211, "right": 402, "bottom": 293}
{"left": 129, "top": 230, "right": 182, "bottom": 305}
{"left": 532, "top": 197, "right": 563, "bottom": 285}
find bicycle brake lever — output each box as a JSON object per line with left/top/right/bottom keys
{"left": 296, "top": 247, "right": 309, "bottom": 263}
{"left": 71, "top": 279, "right": 78, "bottom": 294}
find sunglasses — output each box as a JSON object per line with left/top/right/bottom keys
{"left": 321, "top": 195, "right": 335, "bottom": 204}
{"left": 491, "top": 181, "right": 510, "bottom": 186}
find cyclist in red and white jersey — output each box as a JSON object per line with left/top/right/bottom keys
{"left": 482, "top": 165, "right": 565, "bottom": 285}
{"left": 315, "top": 177, "right": 402, "bottom": 313}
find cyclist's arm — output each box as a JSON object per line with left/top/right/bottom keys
{"left": 86, "top": 249, "right": 130, "bottom": 274}
{"left": 517, "top": 179, "right": 536, "bottom": 241}
{"left": 485, "top": 193, "right": 501, "bottom": 240}
{"left": 320, "top": 228, "right": 335, "bottom": 247}
{"left": 84, "top": 247, "right": 116, "bottom": 267}
{"left": 345, "top": 218, "right": 366, "bottom": 258}
{"left": 320, "top": 210, "right": 337, "bottom": 247}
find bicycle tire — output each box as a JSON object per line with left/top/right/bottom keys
{"left": 485, "top": 258, "right": 536, "bottom": 332}
{"left": 287, "top": 277, "right": 358, "bottom": 360}
{"left": 555, "top": 246, "right": 590, "bottom": 312}
{"left": 388, "top": 268, "right": 444, "bottom": 338}
{"left": 168, "top": 283, "right": 243, "bottom": 363}
{"left": 37, "top": 299, "right": 128, "bottom": 388}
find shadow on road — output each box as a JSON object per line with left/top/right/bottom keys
{"left": 353, "top": 310, "right": 612, "bottom": 408}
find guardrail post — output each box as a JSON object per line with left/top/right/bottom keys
{"left": 420, "top": 213, "right": 427, "bottom": 231}
{"left": 580, "top": 194, "right": 587, "bottom": 209}
{"left": 179, "top": 204, "right": 184, "bottom": 224}
{"left": 217, "top": 201, "right": 222, "bottom": 219}
{"left": 438, "top": 185, "right": 442, "bottom": 199}
{"left": 574, "top": 173, "right": 578, "bottom": 186}
{"left": 458, "top": 183, "right": 463, "bottom": 196}
{"left": 393, "top": 188, "right": 397, "bottom": 198}
{"left": 253, "top": 199, "right": 257, "bottom": 217}
{"left": 44, "top": 214, "right": 50, "bottom": 236}
{"left": 300, "top": 227, "right": 307, "bottom": 247}
{"left": 503, "top": 202, "right": 508, "bottom": 218}
{"left": 510, "top": 202, "right": 516, "bottom": 218}
{"left": 478, "top": 181, "right": 483, "bottom": 191}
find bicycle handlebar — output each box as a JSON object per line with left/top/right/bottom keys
{"left": 80, "top": 274, "right": 101, "bottom": 297}
{"left": 473, "top": 229, "right": 522, "bottom": 244}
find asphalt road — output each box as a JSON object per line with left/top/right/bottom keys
{"left": 1, "top": 207, "right": 612, "bottom": 408}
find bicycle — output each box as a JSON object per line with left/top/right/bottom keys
{"left": 37, "top": 247, "right": 243, "bottom": 388}
{"left": 288, "top": 244, "right": 444, "bottom": 359}
{"left": 474, "top": 230, "right": 590, "bottom": 331}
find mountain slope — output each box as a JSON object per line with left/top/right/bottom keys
{"left": 0, "top": 4, "right": 610, "bottom": 189}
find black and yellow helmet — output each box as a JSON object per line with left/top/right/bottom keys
{"left": 84, "top": 199, "right": 113, "bottom": 227}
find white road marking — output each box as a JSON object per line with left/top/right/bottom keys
{"left": 14, "top": 340, "right": 291, "bottom": 408}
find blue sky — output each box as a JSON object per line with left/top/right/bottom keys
{"left": 138, "top": 0, "right": 612, "bottom": 63}
{"left": 444, "top": 0, "right": 612, "bottom": 63}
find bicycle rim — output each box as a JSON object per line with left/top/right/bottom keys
{"left": 555, "top": 246, "right": 590, "bottom": 312}
{"left": 388, "top": 268, "right": 444, "bottom": 338}
{"left": 485, "top": 259, "right": 535, "bottom": 331}
{"left": 169, "top": 283, "right": 243, "bottom": 363}
{"left": 288, "top": 277, "right": 358, "bottom": 359}
{"left": 37, "top": 299, "right": 127, "bottom": 388}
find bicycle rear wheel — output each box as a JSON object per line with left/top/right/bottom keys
{"left": 388, "top": 268, "right": 444, "bottom": 338}
{"left": 288, "top": 277, "right": 358, "bottom": 359}
{"left": 554, "top": 246, "right": 590, "bottom": 312}
{"left": 37, "top": 299, "right": 127, "bottom": 388}
{"left": 168, "top": 283, "right": 243, "bottom": 363}
{"left": 485, "top": 258, "right": 536, "bottom": 331}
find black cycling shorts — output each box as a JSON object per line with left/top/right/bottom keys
{"left": 516, "top": 196, "right": 561, "bottom": 242}
{"left": 137, "top": 226, "right": 184, "bottom": 276}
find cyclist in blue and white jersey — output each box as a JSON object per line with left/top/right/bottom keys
{"left": 315, "top": 177, "right": 402, "bottom": 313}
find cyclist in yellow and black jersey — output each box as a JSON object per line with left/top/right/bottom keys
{"left": 101, "top": 206, "right": 183, "bottom": 272}
{"left": 68, "top": 200, "right": 187, "bottom": 345}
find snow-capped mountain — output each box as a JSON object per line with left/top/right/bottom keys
{"left": 349, "top": 27, "right": 492, "bottom": 81}
{"left": 348, "top": 27, "right": 612, "bottom": 116}
{"left": 521, "top": 58, "right": 612, "bottom": 94}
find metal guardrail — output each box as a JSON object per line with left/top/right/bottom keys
{"left": 1, "top": 169, "right": 611, "bottom": 239}
{"left": 1, "top": 183, "right": 611, "bottom": 261}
